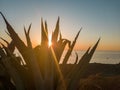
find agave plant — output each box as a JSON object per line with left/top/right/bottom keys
{"left": 0, "top": 12, "right": 100, "bottom": 90}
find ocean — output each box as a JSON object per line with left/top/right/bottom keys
{"left": 15, "top": 49, "right": 120, "bottom": 64}
{"left": 60, "top": 51, "right": 120, "bottom": 64}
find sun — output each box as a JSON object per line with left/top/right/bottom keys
{"left": 48, "top": 34, "right": 52, "bottom": 47}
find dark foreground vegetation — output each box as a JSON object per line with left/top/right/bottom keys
{"left": 60, "top": 63, "right": 120, "bottom": 90}
{"left": 61, "top": 63, "right": 120, "bottom": 78}
{"left": 0, "top": 12, "right": 120, "bottom": 90}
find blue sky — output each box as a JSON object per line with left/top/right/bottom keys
{"left": 0, "top": 0, "right": 120, "bottom": 51}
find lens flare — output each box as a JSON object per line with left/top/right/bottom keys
{"left": 48, "top": 34, "right": 52, "bottom": 47}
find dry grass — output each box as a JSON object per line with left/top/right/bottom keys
{"left": 79, "top": 75, "right": 120, "bottom": 90}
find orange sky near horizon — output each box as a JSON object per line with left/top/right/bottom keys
{"left": 0, "top": 0, "right": 120, "bottom": 51}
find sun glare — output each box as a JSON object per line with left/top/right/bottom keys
{"left": 48, "top": 34, "right": 52, "bottom": 47}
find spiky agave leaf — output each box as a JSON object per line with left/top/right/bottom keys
{"left": 41, "top": 18, "right": 48, "bottom": 46}
{"left": 67, "top": 38, "right": 100, "bottom": 90}
{"left": 24, "top": 45, "right": 44, "bottom": 89}
{"left": 65, "top": 47, "right": 90, "bottom": 79}
{"left": 63, "top": 29, "right": 81, "bottom": 64}
{"left": 0, "top": 37, "right": 15, "bottom": 53}
{"left": 1, "top": 44, "right": 25, "bottom": 73}
{"left": 0, "top": 12, "right": 28, "bottom": 63}
{"left": 1, "top": 12, "right": 44, "bottom": 90}
{"left": 0, "top": 12, "right": 27, "bottom": 54}
{"left": 34, "top": 19, "right": 67, "bottom": 89}
{"left": 0, "top": 12, "right": 32, "bottom": 64}
{"left": 74, "top": 52, "right": 78, "bottom": 64}
{"left": 24, "top": 24, "right": 32, "bottom": 48}
{"left": 8, "top": 40, "right": 15, "bottom": 53}
{"left": 0, "top": 12, "right": 31, "bottom": 66}
{"left": 45, "top": 21, "right": 48, "bottom": 33}
{"left": 2, "top": 45, "right": 35, "bottom": 89}
{"left": 49, "top": 47, "right": 66, "bottom": 90}
{"left": 57, "top": 39, "right": 71, "bottom": 62}
{"left": 52, "top": 17, "right": 60, "bottom": 43}
{"left": 0, "top": 46, "right": 25, "bottom": 90}
{"left": 52, "top": 31, "right": 63, "bottom": 62}
{"left": 87, "top": 38, "right": 100, "bottom": 60}
{"left": 59, "top": 32, "right": 62, "bottom": 40}
{"left": 52, "top": 31, "right": 71, "bottom": 62}
{"left": 2, "top": 58, "right": 25, "bottom": 90}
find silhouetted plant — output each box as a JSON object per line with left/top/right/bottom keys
{"left": 0, "top": 12, "right": 100, "bottom": 90}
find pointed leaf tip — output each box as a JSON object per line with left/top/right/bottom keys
{"left": 45, "top": 20, "right": 48, "bottom": 26}
{"left": 45, "top": 20, "right": 48, "bottom": 31}
{"left": 0, "top": 12, "right": 3, "bottom": 15}
{"left": 0, "top": 12, "right": 8, "bottom": 24}
{"left": 88, "top": 38, "right": 101, "bottom": 59}
{"left": 58, "top": 16, "right": 60, "bottom": 21}
{"left": 24, "top": 25, "right": 27, "bottom": 34}
{"left": 96, "top": 38, "right": 101, "bottom": 45}
{"left": 28, "top": 23, "right": 32, "bottom": 34}
{"left": 56, "top": 16, "right": 60, "bottom": 26}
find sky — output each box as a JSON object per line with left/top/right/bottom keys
{"left": 0, "top": 0, "right": 120, "bottom": 51}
